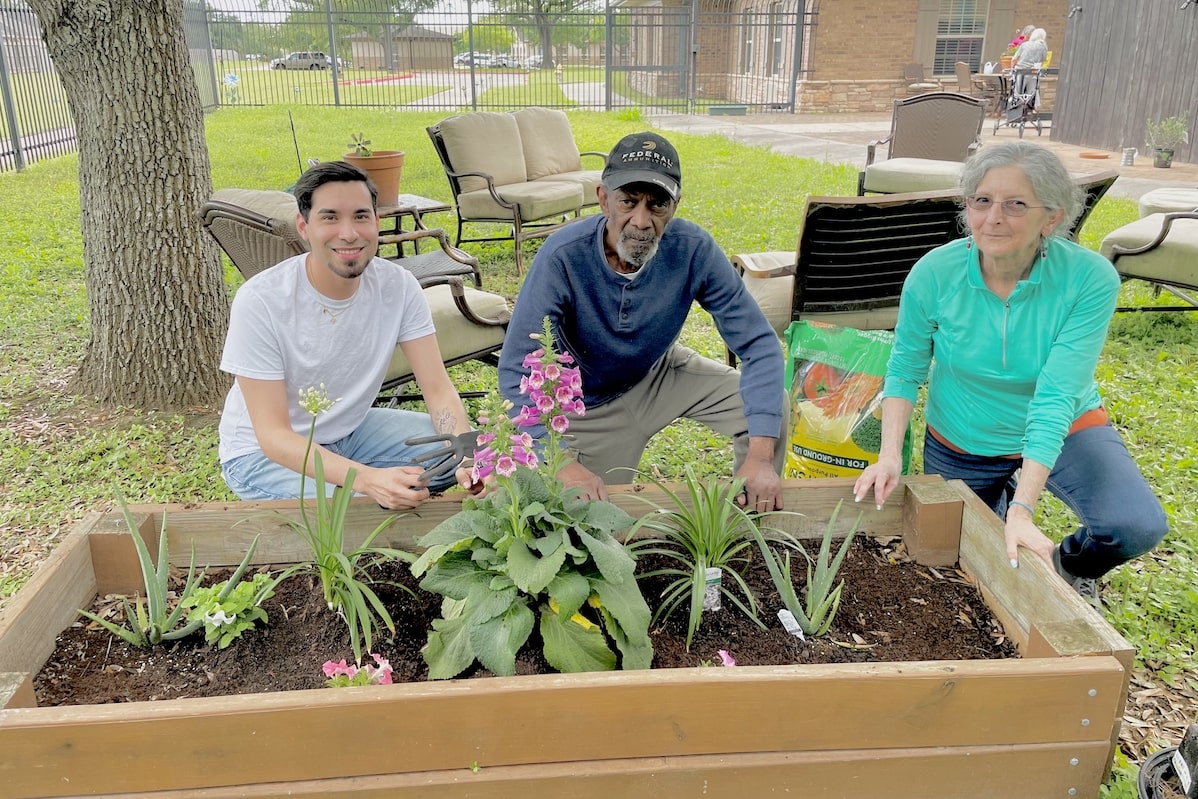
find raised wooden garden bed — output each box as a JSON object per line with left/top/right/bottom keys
{"left": 0, "top": 476, "right": 1131, "bottom": 798}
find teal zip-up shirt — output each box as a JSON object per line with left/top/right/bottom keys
{"left": 884, "top": 236, "right": 1120, "bottom": 468}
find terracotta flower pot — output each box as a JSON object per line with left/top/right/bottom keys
{"left": 1000, "top": 55, "right": 1014, "bottom": 71}
{"left": 344, "top": 150, "right": 405, "bottom": 206}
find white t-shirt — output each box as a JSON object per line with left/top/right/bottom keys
{"left": 218, "top": 254, "right": 434, "bottom": 463}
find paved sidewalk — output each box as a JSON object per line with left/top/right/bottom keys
{"left": 648, "top": 111, "right": 1198, "bottom": 202}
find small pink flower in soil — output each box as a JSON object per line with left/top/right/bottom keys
{"left": 322, "top": 659, "right": 354, "bottom": 678}
{"left": 717, "top": 650, "right": 737, "bottom": 667}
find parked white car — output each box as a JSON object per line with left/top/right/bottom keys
{"left": 270, "top": 52, "right": 329, "bottom": 70}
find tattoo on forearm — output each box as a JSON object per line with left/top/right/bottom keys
{"left": 434, "top": 407, "right": 456, "bottom": 434}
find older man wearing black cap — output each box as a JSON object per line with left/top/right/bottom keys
{"left": 497, "top": 131, "right": 786, "bottom": 509}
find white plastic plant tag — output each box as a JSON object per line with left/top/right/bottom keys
{"left": 1173, "top": 748, "right": 1192, "bottom": 792}
{"left": 703, "top": 567, "right": 722, "bottom": 611}
{"left": 778, "top": 609, "right": 806, "bottom": 640}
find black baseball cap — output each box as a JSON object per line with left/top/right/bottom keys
{"left": 602, "top": 132, "right": 682, "bottom": 201}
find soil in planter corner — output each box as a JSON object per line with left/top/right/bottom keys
{"left": 34, "top": 534, "right": 1018, "bottom": 706}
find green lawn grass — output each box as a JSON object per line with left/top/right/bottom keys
{"left": 1, "top": 108, "right": 1194, "bottom": 796}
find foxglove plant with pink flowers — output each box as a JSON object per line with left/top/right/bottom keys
{"left": 412, "top": 317, "right": 652, "bottom": 679}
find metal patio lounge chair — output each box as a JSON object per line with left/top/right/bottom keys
{"left": 858, "top": 92, "right": 985, "bottom": 195}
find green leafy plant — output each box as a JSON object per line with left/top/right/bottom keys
{"left": 280, "top": 385, "right": 414, "bottom": 664}
{"left": 77, "top": 494, "right": 261, "bottom": 647}
{"left": 412, "top": 318, "right": 653, "bottom": 679}
{"left": 752, "top": 499, "right": 861, "bottom": 637}
{"left": 181, "top": 551, "right": 282, "bottom": 649}
{"left": 626, "top": 466, "right": 799, "bottom": 650}
{"left": 1144, "top": 116, "right": 1190, "bottom": 152}
{"left": 347, "top": 131, "right": 373, "bottom": 157}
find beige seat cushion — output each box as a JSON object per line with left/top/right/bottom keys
{"left": 1100, "top": 214, "right": 1198, "bottom": 290}
{"left": 438, "top": 113, "right": 528, "bottom": 193}
{"left": 456, "top": 181, "right": 583, "bottom": 222}
{"left": 534, "top": 170, "right": 603, "bottom": 202}
{"left": 211, "top": 188, "right": 303, "bottom": 242}
{"left": 1137, "top": 188, "right": 1198, "bottom": 218}
{"left": 863, "top": 158, "right": 964, "bottom": 194}
{"left": 512, "top": 108, "right": 583, "bottom": 178}
{"left": 385, "top": 284, "right": 510, "bottom": 383}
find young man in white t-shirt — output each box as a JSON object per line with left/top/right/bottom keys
{"left": 218, "top": 161, "right": 478, "bottom": 509}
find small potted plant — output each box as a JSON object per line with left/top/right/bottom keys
{"left": 1144, "top": 115, "right": 1190, "bottom": 169}
{"left": 343, "top": 131, "right": 405, "bottom": 206}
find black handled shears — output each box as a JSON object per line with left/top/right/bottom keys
{"left": 405, "top": 430, "right": 482, "bottom": 483}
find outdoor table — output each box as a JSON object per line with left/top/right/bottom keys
{"left": 378, "top": 193, "right": 453, "bottom": 256}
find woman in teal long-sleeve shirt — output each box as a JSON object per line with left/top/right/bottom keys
{"left": 854, "top": 142, "right": 1166, "bottom": 604}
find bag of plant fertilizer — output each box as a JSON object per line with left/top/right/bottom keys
{"left": 783, "top": 321, "right": 912, "bottom": 479}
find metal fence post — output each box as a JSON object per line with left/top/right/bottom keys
{"left": 0, "top": 25, "right": 27, "bottom": 171}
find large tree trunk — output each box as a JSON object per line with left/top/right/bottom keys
{"left": 29, "top": 0, "right": 229, "bottom": 409}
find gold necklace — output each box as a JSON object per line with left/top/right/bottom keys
{"left": 316, "top": 293, "right": 357, "bottom": 324}
{"left": 307, "top": 261, "right": 358, "bottom": 324}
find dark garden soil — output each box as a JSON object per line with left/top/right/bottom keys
{"left": 34, "top": 534, "right": 1018, "bottom": 706}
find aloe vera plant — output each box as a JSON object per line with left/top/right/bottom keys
{"left": 752, "top": 499, "right": 861, "bottom": 637}
{"left": 77, "top": 494, "right": 262, "bottom": 647}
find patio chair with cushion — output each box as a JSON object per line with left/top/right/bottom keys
{"left": 427, "top": 111, "right": 588, "bottom": 274}
{"left": 858, "top": 92, "right": 985, "bottom": 195}
{"left": 727, "top": 189, "right": 965, "bottom": 365}
{"left": 1100, "top": 211, "right": 1198, "bottom": 313}
{"left": 200, "top": 190, "right": 510, "bottom": 404}
{"left": 903, "top": 63, "right": 942, "bottom": 95}
{"left": 510, "top": 107, "right": 606, "bottom": 213}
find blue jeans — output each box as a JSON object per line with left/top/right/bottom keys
{"left": 222, "top": 408, "right": 458, "bottom": 500}
{"left": 922, "top": 424, "right": 1167, "bottom": 578}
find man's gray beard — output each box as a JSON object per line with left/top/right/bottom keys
{"left": 616, "top": 235, "right": 660, "bottom": 270}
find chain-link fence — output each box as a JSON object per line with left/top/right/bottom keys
{"left": 2, "top": 0, "right": 815, "bottom": 172}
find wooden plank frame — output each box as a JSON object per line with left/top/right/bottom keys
{"left": 0, "top": 476, "right": 1132, "bottom": 799}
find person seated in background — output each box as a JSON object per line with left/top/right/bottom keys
{"left": 497, "top": 132, "right": 787, "bottom": 511}
{"left": 853, "top": 141, "right": 1167, "bottom": 605}
{"left": 218, "top": 161, "right": 479, "bottom": 509}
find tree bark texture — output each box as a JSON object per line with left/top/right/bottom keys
{"left": 29, "top": 0, "right": 229, "bottom": 410}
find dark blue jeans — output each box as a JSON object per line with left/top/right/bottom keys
{"left": 922, "top": 424, "right": 1167, "bottom": 578}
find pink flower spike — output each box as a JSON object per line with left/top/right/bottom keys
{"left": 543, "top": 363, "right": 561, "bottom": 381}
{"left": 535, "top": 393, "right": 555, "bottom": 413}
{"left": 549, "top": 415, "right": 570, "bottom": 434}
{"left": 496, "top": 455, "right": 517, "bottom": 477}
{"left": 512, "top": 406, "right": 538, "bottom": 427}
{"left": 717, "top": 650, "right": 737, "bottom": 667}
{"left": 522, "top": 349, "right": 545, "bottom": 368}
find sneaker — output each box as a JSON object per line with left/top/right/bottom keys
{"left": 1052, "top": 545, "right": 1102, "bottom": 607}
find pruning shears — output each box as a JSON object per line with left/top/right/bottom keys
{"left": 405, "top": 430, "right": 482, "bottom": 483}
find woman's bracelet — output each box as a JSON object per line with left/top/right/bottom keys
{"left": 1008, "top": 499, "right": 1036, "bottom": 517}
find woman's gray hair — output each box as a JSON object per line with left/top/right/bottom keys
{"left": 958, "top": 142, "right": 1082, "bottom": 237}
{"left": 1030, "top": 28, "right": 1047, "bottom": 42}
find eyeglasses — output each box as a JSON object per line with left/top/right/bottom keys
{"left": 964, "top": 196, "right": 1045, "bottom": 217}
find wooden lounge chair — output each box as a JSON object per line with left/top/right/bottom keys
{"left": 200, "top": 191, "right": 510, "bottom": 403}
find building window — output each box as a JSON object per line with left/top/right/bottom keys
{"left": 769, "top": 2, "right": 784, "bottom": 76}
{"left": 935, "top": 0, "right": 987, "bottom": 74}
{"left": 740, "top": 11, "right": 754, "bottom": 73}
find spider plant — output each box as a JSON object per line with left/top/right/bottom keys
{"left": 280, "top": 386, "right": 415, "bottom": 664}
{"left": 752, "top": 499, "right": 861, "bottom": 637}
{"left": 626, "top": 466, "right": 800, "bottom": 650}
